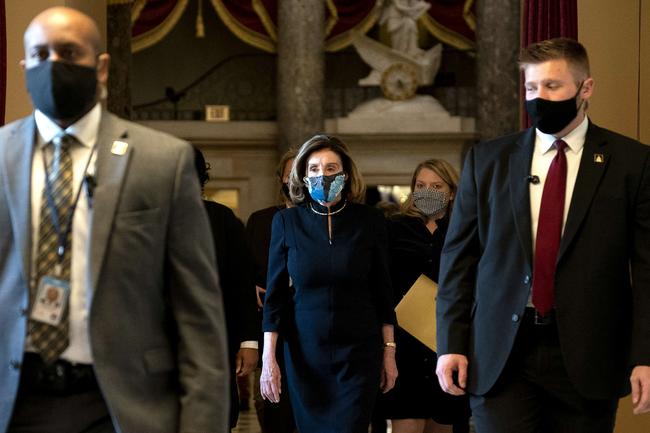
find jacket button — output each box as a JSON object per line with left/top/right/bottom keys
{"left": 511, "top": 314, "right": 520, "bottom": 322}
{"left": 523, "top": 275, "right": 530, "bottom": 284}
{"left": 10, "top": 360, "right": 21, "bottom": 370}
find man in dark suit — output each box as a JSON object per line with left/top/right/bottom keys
{"left": 0, "top": 7, "right": 229, "bottom": 433}
{"left": 246, "top": 150, "right": 298, "bottom": 433}
{"left": 435, "top": 38, "right": 650, "bottom": 433}
{"left": 194, "top": 147, "right": 260, "bottom": 429}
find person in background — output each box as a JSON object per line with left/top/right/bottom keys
{"left": 376, "top": 159, "right": 470, "bottom": 433}
{"left": 260, "top": 134, "right": 398, "bottom": 433}
{"left": 194, "top": 147, "right": 259, "bottom": 430}
{"left": 246, "top": 149, "right": 298, "bottom": 433}
{"left": 436, "top": 38, "right": 650, "bottom": 433}
{"left": 0, "top": 7, "right": 229, "bottom": 433}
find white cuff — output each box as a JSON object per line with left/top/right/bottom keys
{"left": 240, "top": 340, "right": 259, "bottom": 349}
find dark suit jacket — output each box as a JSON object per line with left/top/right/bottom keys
{"left": 245, "top": 205, "right": 286, "bottom": 290}
{"left": 0, "top": 112, "right": 230, "bottom": 433}
{"left": 437, "top": 121, "right": 650, "bottom": 400}
{"left": 203, "top": 200, "right": 258, "bottom": 427}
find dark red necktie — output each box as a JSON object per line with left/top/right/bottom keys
{"left": 532, "top": 139, "right": 568, "bottom": 316}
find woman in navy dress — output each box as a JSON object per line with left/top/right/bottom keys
{"left": 376, "top": 159, "right": 470, "bottom": 433}
{"left": 260, "top": 135, "right": 398, "bottom": 433}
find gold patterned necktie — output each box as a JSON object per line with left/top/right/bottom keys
{"left": 29, "top": 133, "right": 75, "bottom": 364}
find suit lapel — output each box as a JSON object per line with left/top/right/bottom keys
{"left": 509, "top": 128, "right": 536, "bottom": 268}
{"left": 558, "top": 122, "right": 609, "bottom": 260}
{"left": 90, "top": 112, "right": 131, "bottom": 290}
{"left": 1, "top": 117, "right": 36, "bottom": 283}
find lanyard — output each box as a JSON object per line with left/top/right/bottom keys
{"left": 41, "top": 137, "right": 96, "bottom": 270}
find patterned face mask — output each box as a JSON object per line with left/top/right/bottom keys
{"left": 412, "top": 188, "right": 449, "bottom": 216}
{"left": 304, "top": 172, "right": 346, "bottom": 203}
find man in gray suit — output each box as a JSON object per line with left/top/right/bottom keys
{"left": 0, "top": 7, "right": 230, "bottom": 433}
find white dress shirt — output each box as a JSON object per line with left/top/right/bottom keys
{"left": 530, "top": 115, "right": 589, "bottom": 247}
{"left": 29, "top": 104, "right": 101, "bottom": 364}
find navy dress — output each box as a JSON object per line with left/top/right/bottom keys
{"left": 263, "top": 199, "right": 396, "bottom": 433}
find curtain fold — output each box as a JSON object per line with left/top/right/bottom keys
{"left": 209, "top": 0, "right": 382, "bottom": 52}
{"left": 132, "top": 0, "right": 190, "bottom": 53}
{"left": 523, "top": 0, "right": 577, "bottom": 45}
{"left": 421, "top": 0, "right": 476, "bottom": 51}
{"left": 1, "top": 0, "right": 6, "bottom": 125}
{"left": 521, "top": 0, "right": 578, "bottom": 128}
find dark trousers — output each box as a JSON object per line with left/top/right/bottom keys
{"left": 8, "top": 354, "right": 114, "bottom": 433}
{"left": 470, "top": 309, "right": 618, "bottom": 433}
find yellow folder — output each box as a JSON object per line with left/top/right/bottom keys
{"left": 395, "top": 274, "right": 438, "bottom": 352}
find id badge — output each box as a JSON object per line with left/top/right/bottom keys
{"left": 30, "top": 276, "right": 70, "bottom": 326}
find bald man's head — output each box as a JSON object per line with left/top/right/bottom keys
{"left": 21, "top": 7, "right": 110, "bottom": 125}
{"left": 24, "top": 7, "right": 103, "bottom": 62}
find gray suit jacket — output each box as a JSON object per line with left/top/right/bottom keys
{"left": 0, "top": 112, "right": 230, "bottom": 432}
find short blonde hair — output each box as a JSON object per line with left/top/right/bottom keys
{"left": 401, "top": 159, "right": 459, "bottom": 221}
{"left": 289, "top": 135, "right": 365, "bottom": 204}
{"left": 519, "top": 37, "right": 590, "bottom": 86}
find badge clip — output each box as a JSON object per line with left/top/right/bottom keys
{"left": 111, "top": 141, "right": 128, "bottom": 156}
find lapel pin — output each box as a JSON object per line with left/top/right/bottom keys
{"left": 111, "top": 141, "right": 128, "bottom": 156}
{"left": 593, "top": 154, "right": 604, "bottom": 164}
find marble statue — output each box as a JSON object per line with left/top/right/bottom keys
{"left": 336, "top": 0, "right": 474, "bottom": 133}
{"left": 380, "top": 0, "right": 430, "bottom": 59}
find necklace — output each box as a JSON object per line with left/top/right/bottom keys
{"left": 309, "top": 201, "right": 347, "bottom": 216}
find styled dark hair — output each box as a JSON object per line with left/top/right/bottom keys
{"left": 288, "top": 134, "right": 365, "bottom": 204}
{"left": 519, "top": 37, "right": 590, "bottom": 86}
{"left": 193, "top": 146, "right": 210, "bottom": 188}
{"left": 401, "top": 158, "right": 459, "bottom": 221}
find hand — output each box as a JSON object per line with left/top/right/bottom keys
{"left": 631, "top": 365, "right": 650, "bottom": 414}
{"left": 380, "top": 348, "right": 398, "bottom": 393}
{"left": 256, "top": 286, "right": 266, "bottom": 309}
{"left": 436, "top": 354, "right": 468, "bottom": 396}
{"left": 260, "top": 356, "right": 281, "bottom": 403}
{"left": 235, "top": 348, "right": 259, "bottom": 377}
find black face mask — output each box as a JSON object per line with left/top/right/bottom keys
{"left": 525, "top": 83, "right": 584, "bottom": 134}
{"left": 26, "top": 60, "right": 98, "bottom": 121}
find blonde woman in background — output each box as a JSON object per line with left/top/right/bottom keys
{"left": 377, "top": 159, "right": 470, "bottom": 433}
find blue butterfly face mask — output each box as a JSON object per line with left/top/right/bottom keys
{"left": 304, "top": 172, "right": 346, "bottom": 203}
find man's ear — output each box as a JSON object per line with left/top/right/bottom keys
{"left": 581, "top": 77, "right": 594, "bottom": 100}
{"left": 19, "top": 59, "right": 26, "bottom": 71}
{"left": 96, "top": 53, "right": 110, "bottom": 86}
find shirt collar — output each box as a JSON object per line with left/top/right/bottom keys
{"left": 535, "top": 115, "right": 589, "bottom": 155}
{"left": 34, "top": 103, "right": 102, "bottom": 149}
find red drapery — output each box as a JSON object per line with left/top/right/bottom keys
{"left": 132, "top": 0, "right": 476, "bottom": 53}
{"left": 1, "top": 0, "right": 6, "bottom": 125}
{"left": 523, "top": 0, "right": 577, "bottom": 45}
{"left": 132, "top": 0, "right": 181, "bottom": 37}
{"left": 422, "top": 0, "right": 476, "bottom": 51}
{"left": 521, "top": 0, "right": 578, "bottom": 128}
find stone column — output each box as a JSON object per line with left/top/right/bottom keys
{"left": 475, "top": 0, "right": 520, "bottom": 140}
{"left": 106, "top": 0, "right": 132, "bottom": 119}
{"left": 277, "top": 0, "right": 325, "bottom": 152}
